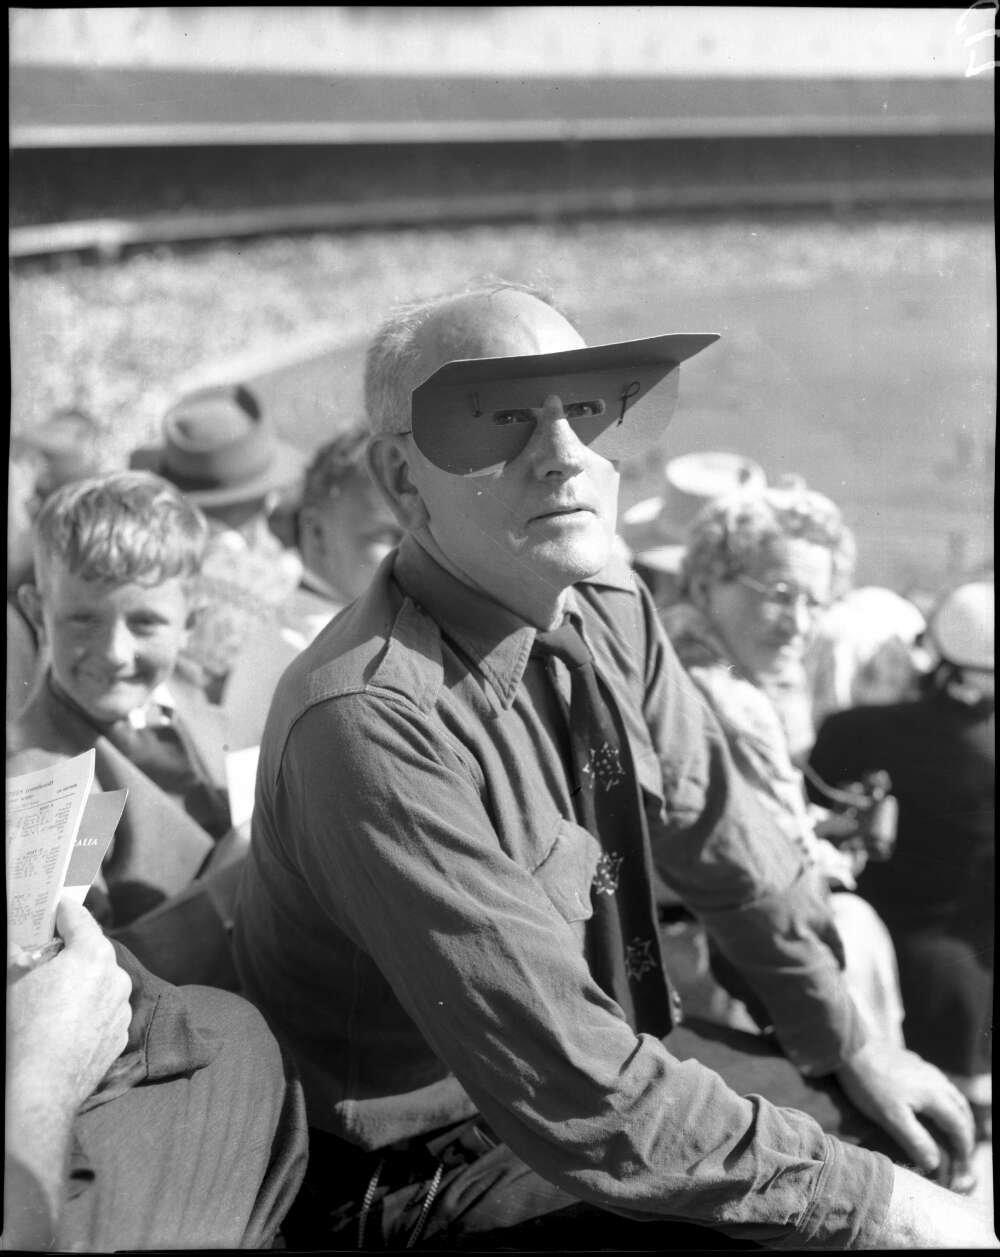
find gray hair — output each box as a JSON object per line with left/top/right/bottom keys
{"left": 680, "top": 481, "right": 856, "bottom": 600}
{"left": 363, "top": 279, "right": 570, "bottom": 437}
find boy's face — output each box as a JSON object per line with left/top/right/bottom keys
{"left": 301, "top": 478, "right": 403, "bottom": 603}
{"left": 29, "top": 561, "right": 191, "bottom": 725}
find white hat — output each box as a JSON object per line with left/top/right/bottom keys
{"left": 928, "top": 581, "right": 994, "bottom": 671}
{"left": 621, "top": 450, "right": 767, "bottom": 549}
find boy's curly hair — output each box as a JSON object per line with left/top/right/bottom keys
{"left": 32, "top": 470, "right": 209, "bottom": 590}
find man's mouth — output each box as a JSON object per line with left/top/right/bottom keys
{"left": 531, "top": 503, "right": 595, "bottom": 522}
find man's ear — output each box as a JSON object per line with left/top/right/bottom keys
{"left": 366, "top": 436, "right": 428, "bottom": 533}
{"left": 17, "top": 584, "right": 45, "bottom": 640}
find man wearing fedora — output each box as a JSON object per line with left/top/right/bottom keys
{"left": 233, "top": 285, "right": 989, "bottom": 1249}
{"left": 132, "top": 383, "right": 307, "bottom": 699}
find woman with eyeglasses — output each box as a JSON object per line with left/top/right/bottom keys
{"left": 660, "top": 479, "right": 907, "bottom": 1053}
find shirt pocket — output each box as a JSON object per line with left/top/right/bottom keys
{"left": 531, "top": 817, "right": 601, "bottom": 923}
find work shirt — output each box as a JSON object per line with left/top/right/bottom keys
{"left": 234, "top": 537, "right": 889, "bottom": 1246}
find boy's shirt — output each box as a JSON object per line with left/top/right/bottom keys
{"left": 6, "top": 667, "right": 232, "bottom": 928}
{"left": 124, "top": 682, "right": 177, "bottom": 730}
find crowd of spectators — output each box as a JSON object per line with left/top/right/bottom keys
{"left": 4, "top": 283, "right": 994, "bottom": 1249}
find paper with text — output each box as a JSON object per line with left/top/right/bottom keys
{"left": 6, "top": 750, "right": 97, "bottom": 950}
{"left": 63, "top": 788, "right": 128, "bottom": 903}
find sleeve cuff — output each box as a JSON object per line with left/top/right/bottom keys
{"left": 788, "top": 1135, "right": 895, "bottom": 1249}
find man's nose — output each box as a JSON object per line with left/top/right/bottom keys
{"left": 529, "top": 396, "right": 588, "bottom": 477}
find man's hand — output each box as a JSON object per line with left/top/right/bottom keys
{"left": 7, "top": 896, "right": 133, "bottom": 1112}
{"left": 835, "top": 1040, "right": 975, "bottom": 1186}
{"left": 5, "top": 898, "right": 133, "bottom": 1249}
{"left": 875, "top": 1165, "right": 997, "bottom": 1248}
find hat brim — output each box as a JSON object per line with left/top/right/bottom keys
{"left": 416, "top": 333, "right": 720, "bottom": 391}
{"left": 129, "top": 437, "right": 306, "bottom": 508}
{"left": 411, "top": 333, "right": 720, "bottom": 475}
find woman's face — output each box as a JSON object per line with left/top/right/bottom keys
{"left": 695, "top": 537, "right": 834, "bottom": 681}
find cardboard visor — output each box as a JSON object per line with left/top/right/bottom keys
{"left": 410, "top": 332, "right": 720, "bottom": 475}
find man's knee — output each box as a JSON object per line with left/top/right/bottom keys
{"left": 64, "top": 986, "right": 306, "bottom": 1251}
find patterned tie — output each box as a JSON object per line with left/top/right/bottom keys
{"left": 106, "top": 714, "right": 232, "bottom": 841}
{"left": 532, "top": 616, "right": 679, "bottom": 1037}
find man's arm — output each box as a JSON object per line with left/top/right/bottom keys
{"left": 635, "top": 586, "right": 974, "bottom": 1182}
{"left": 875, "top": 1165, "right": 996, "bottom": 1248}
{"left": 637, "top": 587, "right": 867, "bottom": 1073}
{"left": 4, "top": 898, "right": 132, "bottom": 1248}
{"left": 274, "top": 695, "right": 900, "bottom": 1248}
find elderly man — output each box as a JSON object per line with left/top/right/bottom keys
{"left": 233, "top": 285, "right": 991, "bottom": 1249}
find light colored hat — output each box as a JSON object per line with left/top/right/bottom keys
{"left": 928, "top": 581, "right": 994, "bottom": 670}
{"left": 807, "top": 587, "right": 927, "bottom": 722}
{"left": 621, "top": 450, "right": 767, "bottom": 549}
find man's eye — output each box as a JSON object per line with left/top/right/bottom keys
{"left": 492, "top": 410, "right": 534, "bottom": 426}
{"left": 564, "top": 399, "right": 606, "bottom": 419}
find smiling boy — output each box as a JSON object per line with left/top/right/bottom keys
{"left": 8, "top": 471, "right": 233, "bottom": 927}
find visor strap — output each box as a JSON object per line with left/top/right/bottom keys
{"left": 618, "top": 381, "right": 641, "bottom": 424}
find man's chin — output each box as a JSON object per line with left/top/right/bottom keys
{"left": 526, "top": 538, "right": 612, "bottom": 586}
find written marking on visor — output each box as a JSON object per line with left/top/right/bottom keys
{"left": 492, "top": 399, "right": 607, "bottom": 426}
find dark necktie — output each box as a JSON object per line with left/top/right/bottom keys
{"left": 106, "top": 714, "right": 232, "bottom": 841}
{"left": 532, "top": 616, "right": 679, "bottom": 1037}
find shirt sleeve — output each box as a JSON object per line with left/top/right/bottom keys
{"left": 635, "top": 585, "right": 868, "bottom": 1077}
{"left": 275, "top": 692, "right": 891, "bottom": 1247}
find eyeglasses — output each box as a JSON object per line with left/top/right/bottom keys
{"left": 735, "top": 574, "right": 828, "bottom": 616}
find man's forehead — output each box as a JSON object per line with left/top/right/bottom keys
{"left": 412, "top": 291, "right": 584, "bottom": 385}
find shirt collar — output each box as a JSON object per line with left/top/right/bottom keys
{"left": 391, "top": 534, "right": 636, "bottom": 710}
{"left": 126, "top": 682, "right": 175, "bottom": 730}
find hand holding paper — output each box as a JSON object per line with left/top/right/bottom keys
{"left": 6, "top": 750, "right": 126, "bottom": 967}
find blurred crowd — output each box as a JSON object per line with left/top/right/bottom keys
{"left": 4, "top": 290, "right": 994, "bottom": 1250}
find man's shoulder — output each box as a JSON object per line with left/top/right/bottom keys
{"left": 267, "top": 569, "right": 446, "bottom": 742}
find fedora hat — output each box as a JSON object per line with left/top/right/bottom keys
{"left": 621, "top": 450, "right": 767, "bottom": 551}
{"left": 130, "top": 384, "right": 306, "bottom": 509}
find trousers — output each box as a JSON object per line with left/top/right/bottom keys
{"left": 57, "top": 986, "right": 308, "bottom": 1250}
{"left": 283, "top": 1015, "right": 908, "bottom": 1252}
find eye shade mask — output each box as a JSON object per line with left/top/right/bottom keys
{"left": 409, "top": 332, "right": 720, "bottom": 475}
